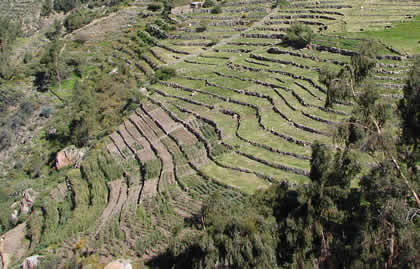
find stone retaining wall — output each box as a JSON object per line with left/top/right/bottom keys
{"left": 267, "top": 47, "right": 347, "bottom": 66}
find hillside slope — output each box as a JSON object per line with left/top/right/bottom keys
{"left": 0, "top": 0, "right": 419, "bottom": 268}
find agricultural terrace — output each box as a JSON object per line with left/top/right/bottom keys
{"left": 11, "top": 0, "right": 419, "bottom": 265}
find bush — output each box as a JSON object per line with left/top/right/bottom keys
{"left": 284, "top": 23, "right": 313, "bottom": 48}
{"left": 23, "top": 52, "right": 32, "bottom": 64}
{"left": 147, "top": 3, "right": 162, "bottom": 11}
{"left": 146, "top": 24, "right": 168, "bottom": 39}
{"left": 64, "top": 9, "right": 95, "bottom": 32}
{"left": 153, "top": 67, "right": 176, "bottom": 82}
{"left": 203, "top": 0, "right": 215, "bottom": 8}
{"left": 40, "top": 106, "right": 53, "bottom": 118}
{"left": 0, "top": 129, "right": 13, "bottom": 151}
{"left": 272, "top": 0, "right": 289, "bottom": 8}
{"left": 196, "top": 21, "right": 208, "bottom": 33}
{"left": 54, "top": 0, "right": 77, "bottom": 13}
{"left": 137, "top": 31, "right": 155, "bottom": 46}
{"left": 142, "top": 159, "right": 162, "bottom": 180}
{"left": 211, "top": 6, "right": 222, "bottom": 14}
{"left": 351, "top": 40, "right": 378, "bottom": 84}
{"left": 41, "top": 0, "right": 53, "bottom": 16}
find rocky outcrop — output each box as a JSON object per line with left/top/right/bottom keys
{"left": 55, "top": 145, "right": 87, "bottom": 170}
{"left": 10, "top": 189, "right": 37, "bottom": 225}
{"left": 21, "top": 255, "right": 42, "bottom": 269}
{"left": 20, "top": 189, "right": 36, "bottom": 216}
{"left": 104, "top": 259, "right": 132, "bottom": 269}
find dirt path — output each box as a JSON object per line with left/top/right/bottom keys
{"left": 163, "top": 6, "right": 280, "bottom": 66}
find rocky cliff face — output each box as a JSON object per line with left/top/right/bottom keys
{"left": 55, "top": 145, "right": 88, "bottom": 170}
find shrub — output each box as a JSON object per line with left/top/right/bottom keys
{"left": 23, "top": 52, "right": 32, "bottom": 64}
{"left": 196, "top": 21, "right": 208, "bottom": 33}
{"left": 272, "top": 0, "right": 289, "bottom": 8}
{"left": 203, "top": 0, "right": 215, "bottom": 8}
{"left": 0, "top": 129, "right": 13, "bottom": 151}
{"left": 284, "top": 23, "right": 313, "bottom": 48}
{"left": 40, "top": 106, "right": 53, "bottom": 118}
{"left": 147, "top": 3, "right": 162, "bottom": 11}
{"left": 142, "top": 159, "right": 161, "bottom": 180}
{"left": 211, "top": 6, "right": 222, "bottom": 14}
{"left": 351, "top": 40, "right": 378, "bottom": 84}
{"left": 64, "top": 9, "right": 95, "bottom": 32}
{"left": 146, "top": 24, "right": 168, "bottom": 39}
{"left": 137, "top": 30, "right": 155, "bottom": 46}
{"left": 41, "top": 0, "right": 53, "bottom": 16}
{"left": 54, "top": 0, "right": 77, "bottom": 13}
{"left": 153, "top": 67, "right": 176, "bottom": 82}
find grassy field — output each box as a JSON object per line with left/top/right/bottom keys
{"left": 343, "top": 16, "right": 420, "bottom": 54}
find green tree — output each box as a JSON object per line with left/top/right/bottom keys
{"left": 353, "top": 161, "right": 420, "bottom": 268}
{"left": 45, "top": 20, "right": 63, "bottom": 41}
{"left": 203, "top": 0, "right": 215, "bottom": 8}
{"left": 210, "top": 6, "right": 222, "bottom": 14}
{"left": 70, "top": 80, "right": 97, "bottom": 147}
{"left": 34, "top": 40, "right": 65, "bottom": 91}
{"left": 147, "top": 3, "right": 162, "bottom": 11}
{"left": 54, "top": 0, "right": 77, "bottom": 13}
{"left": 168, "top": 193, "right": 278, "bottom": 269}
{"left": 351, "top": 40, "right": 377, "bottom": 84}
{"left": 275, "top": 142, "right": 360, "bottom": 267}
{"left": 153, "top": 67, "right": 176, "bottom": 82}
{"left": 398, "top": 56, "right": 420, "bottom": 150}
{"left": 284, "top": 23, "right": 314, "bottom": 49}
{"left": 319, "top": 67, "right": 353, "bottom": 108}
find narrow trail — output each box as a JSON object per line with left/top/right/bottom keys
{"left": 164, "top": 6, "right": 280, "bottom": 66}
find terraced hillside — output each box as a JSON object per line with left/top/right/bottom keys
{"left": 2, "top": 0, "right": 420, "bottom": 267}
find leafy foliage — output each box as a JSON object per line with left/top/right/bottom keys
{"left": 164, "top": 138, "right": 419, "bottom": 268}
{"left": 203, "top": 0, "right": 215, "bottom": 8}
{"left": 147, "top": 3, "right": 162, "bottom": 11}
{"left": 351, "top": 40, "right": 378, "bottom": 83}
{"left": 196, "top": 20, "right": 208, "bottom": 33}
{"left": 34, "top": 40, "right": 66, "bottom": 92}
{"left": 399, "top": 56, "right": 420, "bottom": 149}
{"left": 167, "top": 193, "right": 278, "bottom": 269}
{"left": 319, "top": 66, "right": 353, "bottom": 108}
{"left": 41, "top": 0, "right": 53, "bottom": 16}
{"left": 64, "top": 8, "right": 96, "bottom": 32}
{"left": 272, "top": 0, "right": 289, "bottom": 8}
{"left": 335, "top": 84, "right": 393, "bottom": 153}
{"left": 153, "top": 67, "right": 176, "bottom": 82}
{"left": 54, "top": 0, "right": 79, "bottom": 13}
{"left": 146, "top": 24, "right": 169, "bottom": 39}
{"left": 69, "top": 81, "right": 97, "bottom": 147}
{"left": 284, "top": 23, "right": 314, "bottom": 48}
{"left": 211, "top": 6, "right": 222, "bottom": 14}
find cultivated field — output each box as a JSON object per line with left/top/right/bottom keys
{"left": 7, "top": 0, "right": 419, "bottom": 266}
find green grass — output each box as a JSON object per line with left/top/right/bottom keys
{"left": 50, "top": 72, "right": 80, "bottom": 100}
{"left": 200, "top": 163, "right": 269, "bottom": 194}
{"left": 341, "top": 16, "right": 420, "bottom": 54}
